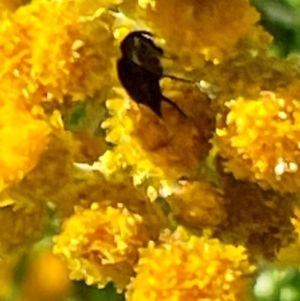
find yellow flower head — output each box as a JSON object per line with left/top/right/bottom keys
{"left": 10, "top": 129, "right": 80, "bottom": 218}
{"left": 215, "top": 91, "right": 300, "bottom": 193}
{"left": 214, "top": 173, "right": 296, "bottom": 260}
{"left": 0, "top": 101, "right": 50, "bottom": 191}
{"left": 13, "top": 127, "right": 167, "bottom": 234}
{"left": 0, "top": 0, "right": 117, "bottom": 106}
{"left": 54, "top": 203, "right": 153, "bottom": 291}
{"left": 200, "top": 26, "right": 275, "bottom": 101}
{"left": 161, "top": 79, "right": 216, "bottom": 157}
{"left": 100, "top": 88, "right": 204, "bottom": 188}
{"left": 127, "top": 227, "right": 255, "bottom": 301}
{"left": 0, "top": 192, "right": 47, "bottom": 255}
{"left": 143, "top": 0, "right": 260, "bottom": 64}
{"left": 168, "top": 180, "right": 227, "bottom": 230}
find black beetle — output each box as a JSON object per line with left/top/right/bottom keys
{"left": 117, "top": 31, "right": 185, "bottom": 117}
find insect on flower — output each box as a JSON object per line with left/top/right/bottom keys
{"left": 117, "top": 31, "right": 186, "bottom": 117}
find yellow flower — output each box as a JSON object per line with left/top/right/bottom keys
{"left": 0, "top": 0, "right": 117, "bottom": 107}
{"left": 199, "top": 26, "right": 273, "bottom": 101}
{"left": 9, "top": 129, "right": 80, "bottom": 217}
{"left": 127, "top": 227, "right": 255, "bottom": 301}
{"left": 12, "top": 128, "right": 167, "bottom": 235}
{"left": 168, "top": 180, "right": 227, "bottom": 230}
{"left": 214, "top": 91, "right": 300, "bottom": 193}
{"left": 100, "top": 87, "right": 204, "bottom": 188}
{"left": 143, "top": 0, "right": 259, "bottom": 64}
{"left": 0, "top": 101, "right": 50, "bottom": 191}
{"left": 161, "top": 79, "right": 216, "bottom": 158}
{"left": 0, "top": 191, "right": 47, "bottom": 255}
{"left": 214, "top": 172, "right": 296, "bottom": 260}
{"left": 10, "top": 128, "right": 103, "bottom": 218}
{"left": 54, "top": 203, "right": 153, "bottom": 291}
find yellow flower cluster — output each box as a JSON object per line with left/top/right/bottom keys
{"left": 0, "top": 101, "right": 50, "bottom": 191}
{"left": 215, "top": 172, "right": 296, "bottom": 260}
{"left": 0, "top": 0, "right": 117, "bottom": 105}
{"left": 199, "top": 27, "right": 271, "bottom": 100}
{"left": 127, "top": 227, "right": 255, "bottom": 301}
{"left": 143, "top": 0, "right": 259, "bottom": 66}
{"left": 160, "top": 79, "right": 216, "bottom": 156}
{"left": 100, "top": 83, "right": 212, "bottom": 188}
{"left": 9, "top": 129, "right": 84, "bottom": 218}
{"left": 2, "top": 0, "right": 300, "bottom": 299}
{"left": 215, "top": 91, "right": 300, "bottom": 193}
{"left": 0, "top": 0, "right": 118, "bottom": 190}
{"left": 168, "top": 180, "right": 226, "bottom": 230}
{"left": 0, "top": 191, "right": 47, "bottom": 255}
{"left": 54, "top": 203, "right": 153, "bottom": 290}
{"left": 10, "top": 126, "right": 168, "bottom": 234}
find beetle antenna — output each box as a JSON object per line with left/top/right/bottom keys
{"left": 161, "top": 95, "right": 186, "bottom": 117}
